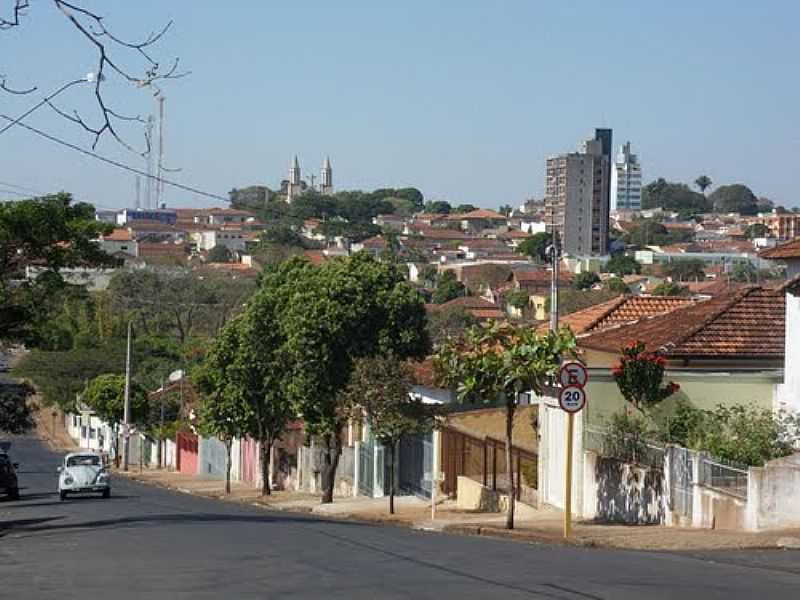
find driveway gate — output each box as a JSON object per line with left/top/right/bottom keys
{"left": 668, "top": 446, "right": 693, "bottom": 522}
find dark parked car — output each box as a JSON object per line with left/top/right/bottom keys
{"left": 0, "top": 452, "right": 20, "bottom": 500}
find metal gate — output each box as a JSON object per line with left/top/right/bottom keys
{"left": 358, "top": 436, "right": 374, "bottom": 496}
{"left": 398, "top": 433, "right": 433, "bottom": 499}
{"left": 668, "top": 446, "right": 693, "bottom": 522}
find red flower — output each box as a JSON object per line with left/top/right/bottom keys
{"left": 666, "top": 382, "right": 680, "bottom": 394}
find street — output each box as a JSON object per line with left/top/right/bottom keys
{"left": 0, "top": 437, "right": 797, "bottom": 599}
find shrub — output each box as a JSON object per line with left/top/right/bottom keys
{"left": 611, "top": 340, "right": 679, "bottom": 414}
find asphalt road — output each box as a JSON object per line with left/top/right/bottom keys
{"left": 1, "top": 436, "right": 799, "bottom": 599}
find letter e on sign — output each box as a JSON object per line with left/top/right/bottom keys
{"left": 558, "top": 361, "right": 588, "bottom": 388}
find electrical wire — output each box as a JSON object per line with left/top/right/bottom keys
{"left": 0, "top": 114, "right": 230, "bottom": 203}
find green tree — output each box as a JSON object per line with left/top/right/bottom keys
{"left": 0, "top": 383, "right": 35, "bottom": 435}
{"left": 611, "top": 341, "right": 679, "bottom": 415}
{"left": 453, "top": 204, "right": 478, "bottom": 213}
{"left": 0, "top": 193, "right": 113, "bottom": 343}
{"left": 641, "top": 179, "right": 709, "bottom": 213}
{"left": 604, "top": 277, "right": 629, "bottom": 294}
{"left": 343, "top": 356, "right": 437, "bottom": 514}
{"left": 664, "top": 259, "right": 705, "bottom": 281}
{"left": 709, "top": 184, "right": 759, "bottom": 215}
{"left": 498, "top": 204, "right": 513, "bottom": 216}
{"left": 694, "top": 175, "right": 712, "bottom": 195}
{"left": 434, "top": 323, "right": 576, "bottom": 529}
{"left": 424, "top": 200, "right": 452, "bottom": 214}
{"left": 744, "top": 223, "right": 769, "bottom": 239}
{"left": 195, "top": 320, "right": 254, "bottom": 495}
{"left": 517, "top": 232, "right": 551, "bottom": 263}
{"left": 505, "top": 290, "right": 530, "bottom": 311}
{"left": 207, "top": 245, "right": 233, "bottom": 263}
{"left": 280, "top": 253, "right": 430, "bottom": 503}
{"left": 652, "top": 281, "right": 689, "bottom": 296}
{"left": 605, "top": 255, "right": 641, "bottom": 277}
{"left": 432, "top": 270, "right": 466, "bottom": 304}
{"left": 572, "top": 271, "right": 600, "bottom": 290}
{"left": 426, "top": 304, "right": 477, "bottom": 347}
{"left": 84, "top": 374, "right": 149, "bottom": 429}
{"left": 731, "top": 262, "right": 759, "bottom": 283}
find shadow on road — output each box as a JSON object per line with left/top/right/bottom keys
{"left": 0, "top": 511, "right": 369, "bottom": 537}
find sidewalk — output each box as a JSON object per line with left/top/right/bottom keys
{"left": 35, "top": 418, "right": 800, "bottom": 552}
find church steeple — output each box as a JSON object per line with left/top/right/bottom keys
{"left": 289, "top": 155, "right": 301, "bottom": 185}
{"left": 320, "top": 156, "right": 333, "bottom": 195}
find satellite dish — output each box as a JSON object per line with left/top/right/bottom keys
{"left": 168, "top": 369, "right": 184, "bottom": 383}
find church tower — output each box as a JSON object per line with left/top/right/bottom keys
{"left": 287, "top": 155, "right": 302, "bottom": 202}
{"left": 320, "top": 156, "right": 333, "bottom": 195}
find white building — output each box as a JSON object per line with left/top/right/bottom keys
{"left": 611, "top": 142, "right": 642, "bottom": 211}
{"left": 193, "top": 229, "right": 248, "bottom": 253}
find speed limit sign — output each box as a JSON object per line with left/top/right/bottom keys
{"left": 559, "top": 385, "right": 586, "bottom": 413}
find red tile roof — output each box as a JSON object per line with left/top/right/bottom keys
{"left": 427, "top": 296, "right": 505, "bottom": 321}
{"left": 537, "top": 295, "right": 698, "bottom": 335}
{"left": 579, "top": 286, "right": 787, "bottom": 359}
{"left": 446, "top": 208, "right": 508, "bottom": 221}
{"left": 760, "top": 237, "right": 800, "bottom": 259}
{"left": 103, "top": 228, "right": 133, "bottom": 242}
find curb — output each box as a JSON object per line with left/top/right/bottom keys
{"left": 441, "top": 524, "right": 596, "bottom": 547}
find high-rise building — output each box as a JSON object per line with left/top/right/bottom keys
{"left": 611, "top": 142, "right": 642, "bottom": 211}
{"left": 544, "top": 135, "right": 611, "bottom": 256}
{"left": 320, "top": 156, "right": 333, "bottom": 195}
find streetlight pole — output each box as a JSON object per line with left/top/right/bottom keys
{"left": 122, "top": 320, "right": 133, "bottom": 471}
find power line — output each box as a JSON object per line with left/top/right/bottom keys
{"left": 0, "top": 180, "right": 44, "bottom": 195}
{"left": 0, "top": 114, "right": 230, "bottom": 203}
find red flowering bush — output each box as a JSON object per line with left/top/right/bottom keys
{"left": 611, "top": 340, "right": 680, "bottom": 414}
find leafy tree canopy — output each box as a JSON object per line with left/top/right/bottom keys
{"left": 84, "top": 373, "right": 148, "bottom": 427}
{"left": 605, "top": 254, "right": 641, "bottom": 277}
{"left": 663, "top": 258, "right": 705, "bottom": 282}
{"left": 604, "top": 277, "right": 629, "bottom": 294}
{"left": 432, "top": 270, "right": 466, "bottom": 304}
{"left": 641, "top": 178, "right": 710, "bottom": 214}
{"left": 652, "top": 281, "right": 689, "bottom": 296}
{"left": 426, "top": 304, "right": 476, "bottom": 347}
{"left": 207, "top": 245, "right": 233, "bottom": 263}
{"left": 0, "top": 382, "right": 35, "bottom": 435}
{"left": 744, "top": 223, "right": 769, "bottom": 239}
{"left": 453, "top": 204, "right": 477, "bottom": 214}
{"left": 573, "top": 271, "right": 600, "bottom": 290}
{"left": 424, "top": 200, "right": 452, "bottom": 214}
{"left": 709, "top": 184, "right": 759, "bottom": 215}
{"left": 517, "top": 232, "right": 551, "bottom": 263}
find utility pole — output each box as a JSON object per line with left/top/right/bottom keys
{"left": 122, "top": 320, "right": 133, "bottom": 471}
{"left": 156, "top": 94, "right": 166, "bottom": 208}
{"left": 157, "top": 375, "right": 165, "bottom": 469}
{"left": 549, "top": 215, "right": 560, "bottom": 333}
{"left": 144, "top": 115, "right": 155, "bottom": 209}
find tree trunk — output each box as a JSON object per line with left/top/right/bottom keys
{"left": 320, "top": 427, "right": 342, "bottom": 504}
{"left": 259, "top": 438, "right": 272, "bottom": 496}
{"left": 505, "top": 400, "right": 515, "bottom": 530}
{"left": 225, "top": 439, "right": 232, "bottom": 495}
{"left": 389, "top": 441, "right": 395, "bottom": 515}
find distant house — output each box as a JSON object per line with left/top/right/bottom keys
{"left": 100, "top": 228, "right": 138, "bottom": 257}
{"left": 193, "top": 229, "right": 248, "bottom": 253}
{"left": 446, "top": 209, "right": 508, "bottom": 234}
{"left": 761, "top": 237, "right": 800, "bottom": 278}
{"left": 116, "top": 208, "right": 177, "bottom": 227}
{"left": 426, "top": 296, "right": 505, "bottom": 321}
{"left": 457, "top": 239, "right": 510, "bottom": 259}
{"left": 351, "top": 235, "right": 389, "bottom": 256}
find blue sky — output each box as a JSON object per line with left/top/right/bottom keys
{"left": 1, "top": 1, "right": 798, "bottom": 209}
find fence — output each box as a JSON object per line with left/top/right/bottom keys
{"left": 584, "top": 425, "right": 665, "bottom": 469}
{"left": 698, "top": 454, "right": 748, "bottom": 499}
{"left": 441, "top": 426, "right": 537, "bottom": 504}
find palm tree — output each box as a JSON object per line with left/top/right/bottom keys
{"left": 694, "top": 175, "right": 712, "bottom": 195}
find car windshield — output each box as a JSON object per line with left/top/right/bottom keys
{"left": 67, "top": 455, "right": 101, "bottom": 467}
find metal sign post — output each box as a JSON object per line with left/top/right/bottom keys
{"left": 557, "top": 362, "right": 588, "bottom": 539}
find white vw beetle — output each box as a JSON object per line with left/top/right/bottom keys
{"left": 58, "top": 452, "right": 111, "bottom": 500}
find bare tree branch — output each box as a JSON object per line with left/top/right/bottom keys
{"left": 0, "top": 0, "right": 29, "bottom": 30}
{"left": 1, "top": 0, "right": 189, "bottom": 153}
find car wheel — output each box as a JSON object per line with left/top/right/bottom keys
{"left": 59, "top": 490, "right": 68, "bottom": 501}
{"left": 9, "top": 487, "right": 19, "bottom": 500}
{"left": 102, "top": 488, "right": 111, "bottom": 499}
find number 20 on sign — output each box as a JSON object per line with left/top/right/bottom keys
{"left": 557, "top": 361, "right": 588, "bottom": 540}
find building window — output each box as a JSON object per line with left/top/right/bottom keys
{"left": 89, "top": 428, "right": 97, "bottom": 439}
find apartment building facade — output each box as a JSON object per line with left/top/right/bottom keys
{"left": 611, "top": 141, "right": 642, "bottom": 211}
{"left": 544, "top": 136, "right": 610, "bottom": 256}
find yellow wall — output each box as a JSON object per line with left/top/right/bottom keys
{"left": 583, "top": 371, "right": 779, "bottom": 428}
{"left": 447, "top": 405, "right": 538, "bottom": 452}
